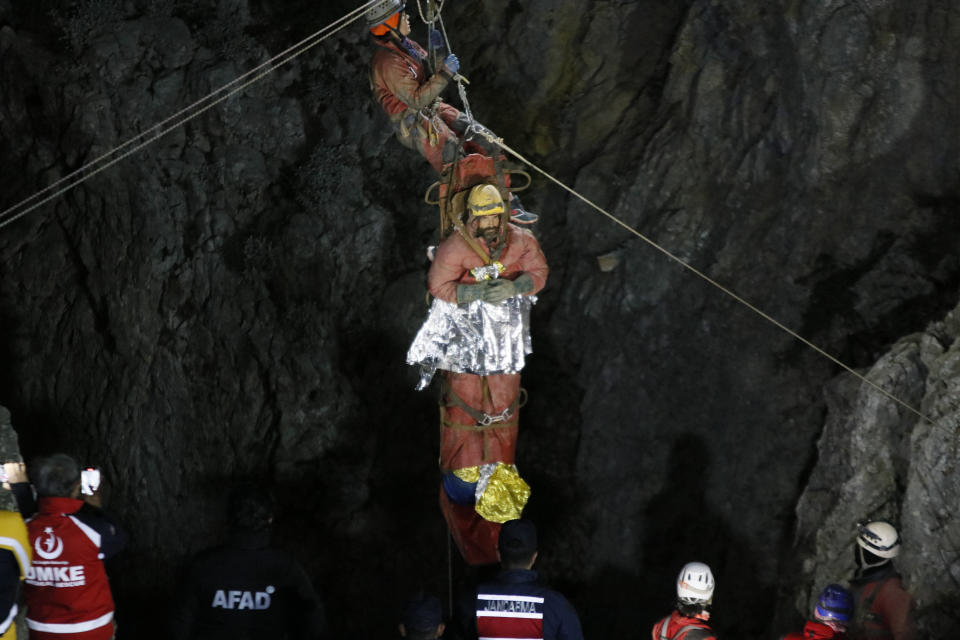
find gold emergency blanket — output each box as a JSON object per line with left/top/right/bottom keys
{"left": 454, "top": 463, "right": 531, "bottom": 523}
{"left": 406, "top": 296, "right": 536, "bottom": 390}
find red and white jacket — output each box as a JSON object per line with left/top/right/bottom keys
{"left": 25, "top": 497, "right": 126, "bottom": 640}
{"left": 651, "top": 611, "right": 717, "bottom": 640}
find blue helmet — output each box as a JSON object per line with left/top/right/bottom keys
{"left": 815, "top": 584, "right": 854, "bottom": 623}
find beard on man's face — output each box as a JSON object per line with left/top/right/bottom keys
{"left": 474, "top": 220, "right": 501, "bottom": 243}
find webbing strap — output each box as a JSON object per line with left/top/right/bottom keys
{"left": 439, "top": 406, "right": 518, "bottom": 462}
{"left": 658, "top": 618, "right": 712, "bottom": 640}
{"left": 853, "top": 580, "right": 893, "bottom": 638}
{"left": 676, "top": 626, "right": 712, "bottom": 640}
{"left": 440, "top": 377, "right": 521, "bottom": 425}
{"left": 440, "top": 414, "right": 518, "bottom": 432}
{"left": 659, "top": 617, "right": 670, "bottom": 640}
{"left": 441, "top": 377, "right": 485, "bottom": 424}
{"left": 456, "top": 221, "right": 493, "bottom": 266}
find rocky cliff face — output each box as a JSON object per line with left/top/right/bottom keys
{"left": 0, "top": 0, "right": 957, "bottom": 637}
{"left": 792, "top": 300, "right": 960, "bottom": 638}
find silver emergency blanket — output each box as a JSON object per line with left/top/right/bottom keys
{"left": 407, "top": 295, "right": 536, "bottom": 390}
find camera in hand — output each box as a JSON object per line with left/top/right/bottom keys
{"left": 81, "top": 467, "right": 101, "bottom": 495}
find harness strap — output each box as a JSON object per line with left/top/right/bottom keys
{"left": 439, "top": 407, "right": 518, "bottom": 462}
{"left": 455, "top": 219, "right": 493, "bottom": 266}
{"left": 676, "top": 626, "right": 712, "bottom": 640}
{"left": 854, "top": 579, "right": 894, "bottom": 638}
{"left": 659, "top": 617, "right": 671, "bottom": 640}
{"left": 440, "top": 377, "right": 521, "bottom": 425}
{"left": 488, "top": 152, "right": 510, "bottom": 262}
{"left": 658, "top": 618, "right": 712, "bottom": 640}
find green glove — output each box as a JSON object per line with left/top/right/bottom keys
{"left": 479, "top": 273, "right": 527, "bottom": 303}
{"left": 513, "top": 273, "right": 535, "bottom": 294}
{"left": 481, "top": 279, "right": 516, "bottom": 303}
{"left": 457, "top": 283, "right": 487, "bottom": 304}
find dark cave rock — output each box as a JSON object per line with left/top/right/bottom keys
{"left": 0, "top": 0, "right": 957, "bottom": 637}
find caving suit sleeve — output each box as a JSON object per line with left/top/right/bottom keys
{"left": 373, "top": 41, "right": 451, "bottom": 115}
{"left": 881, "top": 579, "right": 917, "bottom": 640}
{"left": 429, "top": 234, "right": 472, "bottom": 303}
{"left": 513, "top": 228, "right": 549, "bottom": 295}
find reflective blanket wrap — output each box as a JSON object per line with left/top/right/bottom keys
{"left": 406, "top": 296, "right": 536, "bottom": 390}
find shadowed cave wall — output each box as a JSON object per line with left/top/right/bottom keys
{"left": 0, "top": 0, "right": 958, "bottom": 638}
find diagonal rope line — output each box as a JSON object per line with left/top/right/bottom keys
{"left": 475, "top": 130, "right": 937, "bottom": 426}
{"left": 0, "top": 0, "right": 380, "bottom": 232}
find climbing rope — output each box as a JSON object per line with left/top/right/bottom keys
{"left": 0, "top": 0, "right": 381, "bottom": 232}
{"left": 470, "top": 129, "right": 939, "bottom": 427}
{"left": 426, "top": 17, "right": 942, "bottom": 430}
{"left": 416, "top": 0, "right": 445, "bottom": 26}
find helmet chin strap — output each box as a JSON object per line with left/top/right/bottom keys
{"left": 858, "top": 544, "right": 890, "bottom": 570}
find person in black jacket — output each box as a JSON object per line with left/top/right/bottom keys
{"left": 170, "top": 486, "right": 326, "bottom": 640}
{"left": 399, "top": 592, "right": 445, "bottom": 639}
{"left": 455, "top": 519, "right": 583, "bottom": 640}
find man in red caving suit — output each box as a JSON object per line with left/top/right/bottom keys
{"left": 366, "top": 0, "right": 537, "bottom": 223}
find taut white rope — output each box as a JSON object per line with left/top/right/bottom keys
{"left": 0, "top": 0, "right": 380, "bottom": 231}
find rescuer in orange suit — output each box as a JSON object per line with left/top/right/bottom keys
{"left": 366, "top": 0, "right": 538, "bottom": 224}
{"left": 849, "top": 520, "right": 916, "bottom": 640}
{"left": 368, "top": 0, "right": 465, "bottom": 173}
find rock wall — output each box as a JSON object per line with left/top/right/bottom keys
{"left": 0, "top": 0, "right": 957, "bottom": 637}
{"left": 791, "top": 300, "right": 960, "bottom": 638}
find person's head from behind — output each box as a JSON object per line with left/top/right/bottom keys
{"left": 228, "top": 484, "right": 276, "bottom": 533}
{"left": 31, "top": 454, "right": 80, "bottom": 498}
{"left": 399, "top": 592, "right": 444, "bottom": 639}
{"left": 497, "top": 518, "right": 538, "bottom": 570}
{"left": 813, "top": 583, "right": 853, "bottom": 631}
{"left": 675, "top": 561, "right": 714, "bottom": 620}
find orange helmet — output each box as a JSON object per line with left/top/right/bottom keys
{"left": 367, "top": 0, "right": 405, "bottom": 36}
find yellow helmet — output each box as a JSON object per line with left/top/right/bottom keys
{"left": 467, "top": 184, "right": 505, "bottom": 217}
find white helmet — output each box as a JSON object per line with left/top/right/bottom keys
{"left": 365, "top": 0, "right": 405, "bottom": 29}
{"left": 676, "top": 561, "right": 715, "bottom": 604}
{"left": 856, "top": 520, "right": 901, "bottom": 559}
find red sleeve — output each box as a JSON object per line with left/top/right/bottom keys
{"left": 376, "top": 45, "right": 450, "bottom": 113}
{"left": 881, "top": 580, "right": 917, "bottom": 640}
{"left": 428, "top": 236, "right": 468, "bottom": 303}
{"left": 515, "top": 229, "right": 548, "bottom": 295}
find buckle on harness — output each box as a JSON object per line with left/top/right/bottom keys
{"left": 470, "top": 262, "right": 504, "bottom": 281}
{"left": 478, "top": 407, "right": 513, "bottom": 426}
